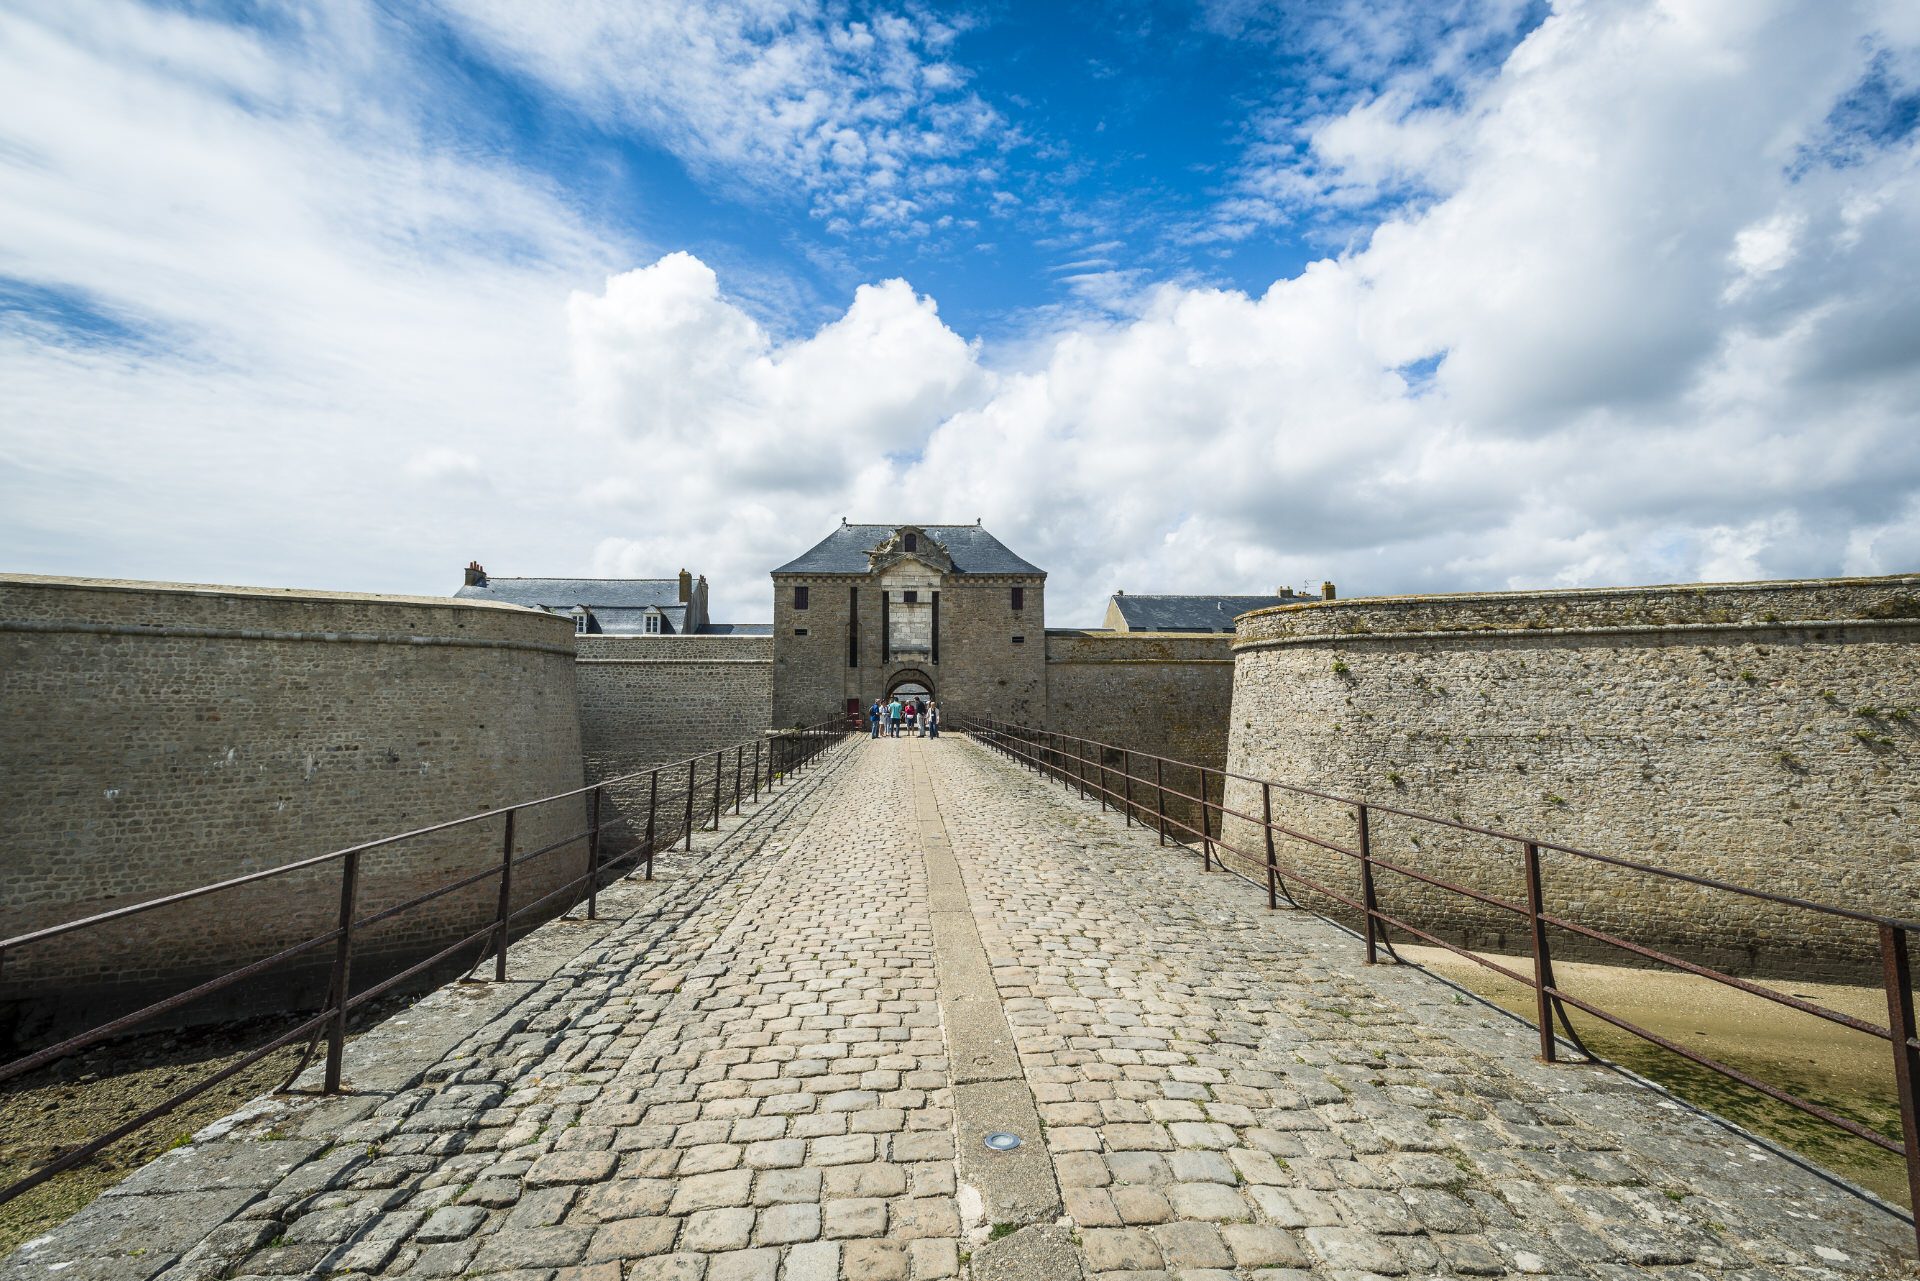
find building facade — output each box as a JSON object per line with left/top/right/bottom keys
{"left": 770, "top": 522, "right": 1049, "bottom": 726}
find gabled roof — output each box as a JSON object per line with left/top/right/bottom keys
{"left": 455, "top": 577, "right": 682, "bottom": 610}
{"left": 1111, "top": 593, "right": 1313, "bottom": 633}
{"left": 773, "top": 524, "right": 1043, "bottom": 576}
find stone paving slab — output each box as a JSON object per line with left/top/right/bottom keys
{"left": 4, "top": 734, "right": 1915, "bottom": 1281}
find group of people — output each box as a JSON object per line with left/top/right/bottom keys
{"left": 868, "top": 695, "right": 939, "bottom": 738}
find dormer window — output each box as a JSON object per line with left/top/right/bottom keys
{"left": 904, "top": 533, "right": 918, "bottom": 553}
{"left": 570, "top": 605, "right": 592, "bottom": 634}
{"left": 644, "top": 614, "right": 661, "bottom": 634}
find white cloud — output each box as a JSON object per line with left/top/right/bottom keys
{"left": 3, "top": 0, "right": 1917, "bottom": 632}
{"left": 431, "top": 0, "right": 1003, "bottom": 230}
{"left": 562, "top": 0, "right": 1920, "bottom": 623}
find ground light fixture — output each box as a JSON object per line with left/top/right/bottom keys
{"left": 982, "top": 1131, "right": 1022, "bottom": 1152}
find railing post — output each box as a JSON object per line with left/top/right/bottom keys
{"left": 494, "top": 809, "right": 516, "bottom": 982}
{"left": 1155, "top": 757, "right": 1167, "bottom": 846}
{"left": 684, "top": 759, "right": 696, "bottom": 851}
{"left": 712, "top": 749, "right": 723, "bottom": 829}
{"left": 1262, "top": 782, "right": 1277, "bottom": 911}
{"left": 752, "top": 740, "right": 761, "bottom": 802}
{"left": 645, "top": 769, "right": 658, "bottom": 881}
{"left": 323, "top": 849, "right": 361, "bottom": 1092}
{"left": 1880, "top": 924, "right": 1920, "bottom": 1256}
{"left": 1199, "top": 767, "right": 1212, "bottom": 870}
{"left": 1524, "top": 841, "right": 1557, "bottom": 1063}
{"left": 1357, "top": 803, "right": 1378, "bottom": 965}
{"left": 734, "top": 746, "right": 744, "bottom": 814}
{"left": 1122, "top": 750, "right": 1132, "bottom": 826}
{"left": 1076, "top": 738, "right": 1089, "bottom": 801}
{"left": 586, "top": 786, "right": 602, "bottom": 920}
{"left": 1097, "top": 745, "right": 1108, "bottom": 812}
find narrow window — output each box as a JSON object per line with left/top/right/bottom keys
{"left": 847, "top": 586, "right": 859, "bottom": 668}
{"left": 1011, "top": 586, "right": 1025, "bottom": 611}
{"left": 903, "top": 590, "right": 918, "bottom": 603}
{"left": 574, "top": 615, "right": 588, "bottom": 634}
{"left": 793, "top": 584, "right": 809, "bottom": 610}
{"left": 905, "top": 533, "right": 918, "bottom": 552}
{"left": 644, "top": 615, "right": 660, "bottom": 635}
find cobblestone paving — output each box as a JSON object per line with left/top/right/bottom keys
{"left": 4, "top": 736, "right": 1914, "bottom": 1281}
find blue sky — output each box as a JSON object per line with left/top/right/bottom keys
{"left": 2, "top": 1, "right": 1917, "bottom": 623}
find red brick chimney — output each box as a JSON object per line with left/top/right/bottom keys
{"left": 464, "top": 560, "right": 487, "bottom": 587}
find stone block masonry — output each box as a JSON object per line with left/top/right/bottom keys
{"left": 573, "top": 634, "right": 774, "bottom": 852}
{"left": 0, "top": 575, "right": 585, "bottom": 1044}
{"left": 12, "top": 735, "right": 1908, "bottom": 1279}
{"left": 1222, "top": 575, "right": 1920, "bottom": 981}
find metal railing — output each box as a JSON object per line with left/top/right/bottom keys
{"left": 0, "top": 718, "right": 852, "bottom": 1207}
{"left": 961, "top": 715, "right": 1920, "bottom": 1246}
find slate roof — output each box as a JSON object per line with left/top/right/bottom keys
{"left": 455, "top": 577, "right": 686, "bottom": 634}
{"left": 1110, "top": 593, "right": 1313, "bottom": 633}
{"left": 699, "top": 623, "right": 773, "bottom": 636}
{"left": 772, "top": 524, "right": 1044, "bottom": 576}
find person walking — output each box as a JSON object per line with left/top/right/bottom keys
{"left": 887, "top": 696, "right": 903, "bottom": 738}
{"left": 903, "top": 699, "right": 918, "bottom": 737}
{"left": 868, "top": 699, "right": 882, "bottom": 739}
{"left": 926, "top": 701, "right": 940, "bottom": 738}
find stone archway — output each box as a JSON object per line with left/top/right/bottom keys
{"left": 885, "top": 668, "right": 935, "bottom": 701}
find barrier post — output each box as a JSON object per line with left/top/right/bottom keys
{"left": 645, "top": 769, "right": 658, "bottom": 881}
{"left": 323, "top": 849, "right": 361, "bottom": 1092}
{"left": 1262, "top": 782, "right": 1277, "bottom": 910}
{"left": 1357, "top": 803, "right": 1378, "bottom": 965}
{"left": 1878, "top": 924, "right": 1920, "bottom": 1256}
{"left": 1524, "top": 841, "right": 1557, "bottom": 1062}
{"left": 683, "top": 759, "right": 696, "bottom": 852}
{"left": 586, "top": 786, "right": 602, "bottom": 919}
{"left": 1156, "top": 757, "right": 1167, "bottom": 846}
{"left": 494, "top": 810, "right": 516, "bottom": 982}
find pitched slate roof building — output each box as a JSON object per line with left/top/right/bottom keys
{"left": 770, "top": 521, "right": 1048, "bottom": 725}
{"left": 1103, "top": 591, "right": 1317, "bottom": 633}
{"left": 452, "top": 563, "right": 768, "bottom": 635}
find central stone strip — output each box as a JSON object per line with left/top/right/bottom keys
{"left": 904, "top": 739, "right": 1071, "bottom": 1267}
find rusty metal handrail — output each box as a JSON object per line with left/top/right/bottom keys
{"left": 958, "top": 715, "right": 1920, "bottom": 1246}
{"left": 0, "top": 717, "right": 852, "bottom": 1208}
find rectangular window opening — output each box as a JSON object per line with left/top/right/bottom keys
{"left": 1012, "top": 586, "right": 1025, "bottom": 611}
{"left": 793, "top": 627, "right": 809, "bottom": 636}
{"left": 1012, "top": 635, "right": 1026, "bottom": 644}
{"left": 903, "top": 590, "right": 918, "bottom": 603}
{"left": 793, "top": 585, "right": 809, "bottom": 610}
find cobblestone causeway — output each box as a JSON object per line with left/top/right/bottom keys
{"left": 5, "top": 735, "right": 1915, "bottom": 1281}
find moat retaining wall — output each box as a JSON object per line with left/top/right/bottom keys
{"left": 0, "top": 575, "right": 585, "bottom": 1044}
{"left": 574, "top": 635, "right": 774, "bottom": 848}
{"left": 1221, "top": 576, "right": 1920, "bottom": 982}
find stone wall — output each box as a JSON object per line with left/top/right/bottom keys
{"left": 770, "top": 574, "right": 1046, "bottom": 726}
{"left": 0, "top": 575, "right": 585, "bottom": 1042}
{"left": 1039, "top": 631, "right": 1236, "bottom": 836}
{"left": 1221, "top": 576, "right": 1920, "bottom": 982}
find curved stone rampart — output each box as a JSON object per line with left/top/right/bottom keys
{"left": 1222, "top": 575, "right": 1920, "bottom": 981}
{"left": 0, "top": 575, "right": 585, "bottom": 1041}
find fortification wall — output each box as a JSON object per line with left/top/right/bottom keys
{"left": 574, "top": 635, "right": 774, "bottom": 851}
{"left": 1042, "top": 632, "right": 1236, "bottom": 837}
{"left": 1221, "top": 576, "right": 1920, "bottom": 981}
{"left": 575, "top": 635, "right": 774, "bottom": 776}
{"left": 0, "top": 575, "right": 585, "bottom": 1041}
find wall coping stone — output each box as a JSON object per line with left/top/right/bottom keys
{"left": 1234, "top": 573, "right": 1920, "bottom": 649}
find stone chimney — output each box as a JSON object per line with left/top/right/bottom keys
{"left": 678, "top": 569, "right": 692, "bottom": 603}
{"left": 464, "top": 560, "right": 487, "bottom": 587}
{"left": 1321, "top": 581, "right": 1337, "bottom": 601}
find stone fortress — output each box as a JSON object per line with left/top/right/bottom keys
{"left": 2, "top": 522, "right": 1916, "bottom": 1040}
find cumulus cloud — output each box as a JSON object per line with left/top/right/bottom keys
{"left": 433, "top": 0, "right": 1003, "bottom": 232}
{"left": 4, "top": 0, "right": 1917, "bottom": 631}
{"left": 570, "top": 0, "right": 1920, "bottom": 623}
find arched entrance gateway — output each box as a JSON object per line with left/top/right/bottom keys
{"left": 885, "top": 669, "right": 934, "bottom": 703}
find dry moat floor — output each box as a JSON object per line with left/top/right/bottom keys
{"left": 3, "top": 735, "right": 1914, "bottom": 1280}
